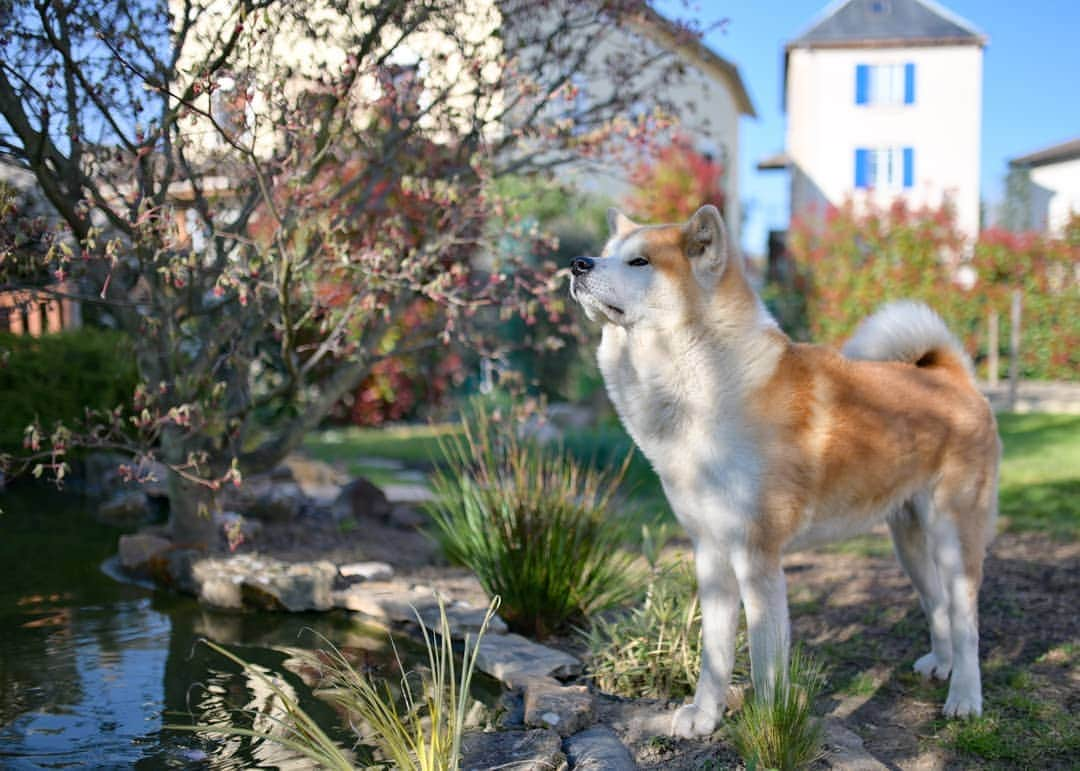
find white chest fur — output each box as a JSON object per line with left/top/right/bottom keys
{"left": 596, "top": 324, "right": 769, "bottom": 540}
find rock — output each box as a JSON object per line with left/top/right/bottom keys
{"left": 381, "top": 483, "right": 435, "bottom": 505}
{"left": 497, "top": 690, "right": 526, "bottom": 728}
{"left": 564, "top": 725, "right": 636, "bottom": 771}
{"left": 389, "top": 503, "right": 427, "bottom": 529}
{"left": 136, "top": 460, "right": 170, "bottom": 498}
{"left": 191, "top": 554, "right": 338, "bottom": 612}
{"left": 214, "top": 511, "right": 262, "bottom": 545}
{"left": 475, "top": 634, "right": 582, "bottom": 687}
{"left": 280, "top": 455, "right": 347, "bottom": 504}
{"left": 823, "top": 720, "right": 889, "bottom": 771}
{"left": 461, "top": 729, "right": 567, "bottom": 771}
{"left": 246, "top": 481, "right": 307, "bottom": 522}
{"left": 338, "top": 561, "right": 394, "bottom": 581}
{"left": 352, "top": 456, "right": 406, "bottom": 470}
{"left": 330, "top": 581, "right": 507, "bottom": 638}
{"left": 332, "top": 477, "right": 392, "bottom": 522}
{"left": 97, "top": 490, "right": 152, "bottom": 527}
{"left": 118, "top": 533, "right": 172, "bottom": 573}
{"left": 523, "top": 679, "right": 593, "bottom": 737}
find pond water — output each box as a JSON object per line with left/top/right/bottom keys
{"left": 0, "top": 486, "right": 489, "bottom": 769}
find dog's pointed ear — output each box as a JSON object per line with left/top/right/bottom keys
{"left": 607, "top": 207, "right": 638, "bottom": 237}
{"left": 683, "top": 204, "right": 728, "bottom": 269}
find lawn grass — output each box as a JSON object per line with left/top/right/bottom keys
{"left": 995, "top": 413, "right": 1080, "bottom": 539}
{"left": 303, "top": 412, "right": 1080, "bottom": 541}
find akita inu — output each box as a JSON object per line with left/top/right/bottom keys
{"left": 570, "top": 205, "right": 999, "bottom": 738}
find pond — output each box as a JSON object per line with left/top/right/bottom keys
{"left": 0, "top": 486, "right": 490, "bottom": 769}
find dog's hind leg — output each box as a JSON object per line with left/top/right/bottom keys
{"left": 889, "top": 496, "right": 952, "bottom": 680}
{"left": 929, "top": 484, "right": 991, "bottom": 718}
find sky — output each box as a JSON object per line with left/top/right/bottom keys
{"left": 659, "top": 0, "right": 1080, "bottom": 256}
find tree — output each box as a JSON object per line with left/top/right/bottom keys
{"left": 0, "top": 0, "right": 702, "bottom": 542}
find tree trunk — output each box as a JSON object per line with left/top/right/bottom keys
{"left": 162, "top": 428, "right": 219, "bottom": 547}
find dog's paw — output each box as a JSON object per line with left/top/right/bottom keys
{"left": 671, "top": 704, "right": 719, "bottom": 738}
{"left": 943, "top": 690, "right": 982, "bottom": 719}
{"left": 914, "top": 652, "right": 952, "bottom": 681}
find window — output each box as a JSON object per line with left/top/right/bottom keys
{"left": 855, "top": 147, "right": 914, "bottom": 189}
{"left": 855, "top": 63, "right": 915, "bottom": 106}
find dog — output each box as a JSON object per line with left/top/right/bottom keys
{"left": 569, "top": 205, "right": 999, "bottom": 738}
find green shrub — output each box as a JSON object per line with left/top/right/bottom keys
{"left": 585, "top": 556, "right": 702, "bottom": 699}
{"left": 729, "top": 647, "right": 826, "bottom": 771}
{"left": 427, "top": 406, "right": 638, "bottom": 638}
{"left": 0, "top": 328, "right": 138, "bottom": 452}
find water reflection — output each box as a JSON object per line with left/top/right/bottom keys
{"left": 0, "top": 487, "right": 488, "bottom": 769}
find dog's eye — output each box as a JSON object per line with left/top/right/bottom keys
{"left": 628, "top": 257, "right": 649, "bottom": 267}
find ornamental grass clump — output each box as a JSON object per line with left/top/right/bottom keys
{"left": 585, "top": 558, "right": 702, "bottom": 699}
{"left": 428, "top": 406, "right": 638, "bottom": 638}
{"left": 729, "top": 646, "right": 826, "bottom": 771}
{"left": 174, "top": 595, "right": 499, "bottom": 771}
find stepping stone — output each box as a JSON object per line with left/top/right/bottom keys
{"left": 381, "top": 483, "right": 435, "bottom": 504}
{"left": 564, "top": 725, "right": 637, "bottom": 770}
{"left": 338, "top": 561, "right": 394, "bottom": 581}
{"left": 475, "top": 633, "right": 582, "bottom": 687}
{"left": 823, "top": 719, "right": 889, "bottom": 771}
{"left": 524, "top": 678, "right": 593, "bottom": 737}
{"left": 330, "top": 581, "right": 507, "bottom": 637}
{"left": 461, "top": 729, "right": 565, "bottom": 771}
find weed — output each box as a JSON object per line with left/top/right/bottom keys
{"left": 427, "top": 405, "right": 638, "bottom": 638}
{"left": 729, "top": 647, "right": 826, "bottom": 771}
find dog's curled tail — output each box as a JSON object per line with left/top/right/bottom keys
{"left": 843, "top": 301, "right": 973, "bottom": 383}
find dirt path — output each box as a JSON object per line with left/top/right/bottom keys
{"left": 783, "top": 529, "right": 1080, "bottom": 769}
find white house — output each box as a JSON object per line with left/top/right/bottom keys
{"left": 557, "top": 7, "right": 755, "bottom": 248}
{"left": 765, "top": 0, "right": 985, "bottom": 239}
{"left": 1008, "top": 138, "right": 1080, "bottom": 236}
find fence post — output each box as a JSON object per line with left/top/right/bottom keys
{"left": 987, "top": 308, "right": 999, "bottom": 387}
{"left": 1007, "top": 289, "right": 1022, "bottom": 411}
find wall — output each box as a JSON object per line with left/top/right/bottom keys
{"left": 1029, "top": 157, "right": 1080, "bottom": 236}
{"left": 786, "top": 44, "right": 982, "bottom": 238}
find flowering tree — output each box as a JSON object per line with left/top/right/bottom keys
{"left": 0, "top": 0, "right": 704, "bottom": 542}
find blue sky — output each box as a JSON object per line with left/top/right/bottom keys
{"left": 661, "top": 0, "right": 1080, "bottom": 255}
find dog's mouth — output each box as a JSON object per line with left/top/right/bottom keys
{"left": 570, "top": 278, "right": 623, "bottom": 319}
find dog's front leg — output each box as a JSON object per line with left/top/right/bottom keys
{"left": 736, "top": 553, "right": 790, "bottom": 698}
{"left": 672, "top": 542, "right": 740, "bottom": 738}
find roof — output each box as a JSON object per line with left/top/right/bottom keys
{"left": 630, "top": 7, "right": 756, "bottom": 118}
{"left": 1009, "top": 137, "right": 1080, "bottom": 168}
{"left": 787, "top": 0, "right": 987, "bottom": 50}
{"left": 756, "top": 151, "right": 790, "bottom": 171}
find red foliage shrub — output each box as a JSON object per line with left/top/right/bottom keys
{"left": 625, "top": 134, "right": 726, "bottom": 223}
{"left": 784, "top": 202, "right": 1079, "bottom": 381}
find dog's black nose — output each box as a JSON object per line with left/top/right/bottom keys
{"left": 570, "top": 256, "right": 595, "bottom": 276}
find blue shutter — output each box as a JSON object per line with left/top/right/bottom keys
{"left": 855, "top": 148, "right": 870, "bottom": 188}
{"left": 855, "top": 64, "right": 870, "bottom": 105}
{"left": 903, "top": 147, "right": 914, "bottom": 188}
{"left": 904, "top": 62, "right": 916, "bottom": 104}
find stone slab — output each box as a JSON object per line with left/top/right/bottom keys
{"left": 523, "top": 679, "right": 593, "bottom": 737}
{"left": 475, "top": 633, "right": 582, "bottom": 687}
{"left": 461, "top": 729, "right": 567, "bottom": 771}
{"left": 564, "top": 725, "right": 637, "bottom": 771}
{"left": 823, "top": 720, "right": 889, "bottom": 771}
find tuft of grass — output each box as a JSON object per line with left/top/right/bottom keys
{"left": 171, "top": 595, "right": 499, "bottom": 771}
{"left": 584, "top": 556, "right": 703, "bottom": 700}
{"left": 427, "top": 406, "right": 638, "bottom": 638}
{"left": 729, "top": 647, "right": 826, "bottom": 771}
